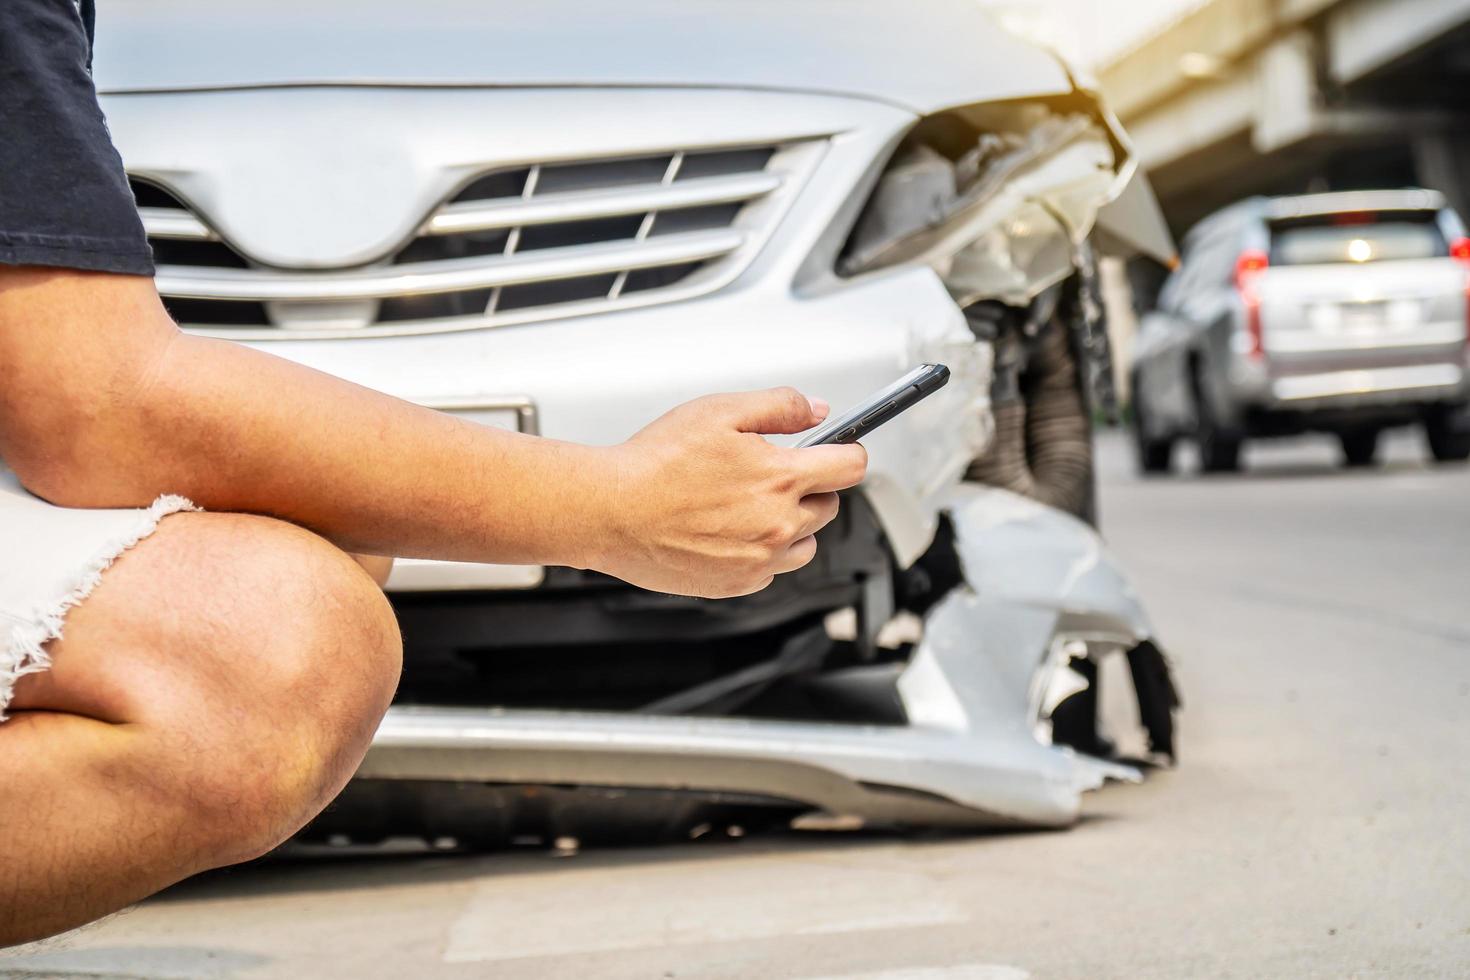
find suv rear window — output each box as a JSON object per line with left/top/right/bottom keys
{"left": 1269, "top": 210, "right": 1448, "bottom": 266}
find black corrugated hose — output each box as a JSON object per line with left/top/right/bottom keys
{"left": 966, "top": 317, "right": 1096, "bottom": 521}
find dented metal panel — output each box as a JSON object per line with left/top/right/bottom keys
{"left": 940, "top": 484, "right": 1153, "bottom": 643}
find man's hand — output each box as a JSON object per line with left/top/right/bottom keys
{"left": 593, "top": 388, "right": 868, "bottom": 598}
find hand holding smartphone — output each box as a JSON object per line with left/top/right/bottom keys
{"left": 796, "top": 364, "right": 950, "bottom": 447}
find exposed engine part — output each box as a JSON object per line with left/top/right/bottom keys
{"left": 964, "top": 288, "right": 1096, "bottom": 522}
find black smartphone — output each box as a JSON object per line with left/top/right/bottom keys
{"left": 796, "top": 364, "right": 950, "bottom": 447}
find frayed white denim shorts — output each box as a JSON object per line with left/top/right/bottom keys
{"left": 0, "top": 468, "right": 194, "bottom": 719}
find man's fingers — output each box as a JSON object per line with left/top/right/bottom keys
{"left": 713, "top": 387, "right": 828, "bottom": 435}
{"left": 797, "top": 491, "right": 841, "bottom": 539}
{"left": 771, "top": 534, "right": 818, "bottom": 576}
{"left": 785, "top": 442, "right": 868, "bottom": 494}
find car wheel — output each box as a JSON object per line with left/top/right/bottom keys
{"left": 1130, "top": 395, "right": 1174, "bottom": 475}
{"left": 1193, "top": 384, "right": 1242, "bottom": 473}
{"left": 1425, "top": 406, "right": 1470, "bottom": 463}
{"left": 1338, "top": 429, "right": 1380, "bottom": 468}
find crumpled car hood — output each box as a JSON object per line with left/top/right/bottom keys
{"left": 92, "top": 0, "right": 1073, "bottom": 113}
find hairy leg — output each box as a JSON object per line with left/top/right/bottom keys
{"left": 0, "top": 512, "right": 401, "bottom": 947}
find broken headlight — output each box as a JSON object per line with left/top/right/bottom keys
{"left": 840, "top": 103, "right": 1119, "bottom": 307}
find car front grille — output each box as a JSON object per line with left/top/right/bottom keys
{"left": 134, "top": 143, "right": 805, "bottom": 338}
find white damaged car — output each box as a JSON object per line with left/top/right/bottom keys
{"left": 95, "top": 0, "right": 1179, "bottom": 841}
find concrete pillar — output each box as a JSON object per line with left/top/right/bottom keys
{"left": 1253, "top": 30, "right": 1320, "bottom": 154}
{"left": 1413, "top": 131, "right": 1470, "bottom": 219}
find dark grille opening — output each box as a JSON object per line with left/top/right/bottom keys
{"left": 129, "top": 177, "right": 252, "bottom": 270}
{"left": 392, "top": 228, "right": 511, "bottom": 265}
{"left": 622, "top": 262, "right": 702, "bottom": 294}
{"left": 535, "top": 155, "right": 673, "bottom": 195}
{"left": 676, "top": 147, "right": 775, "bottom": 181}
{"left": 393, "top": 627, "right": 798, "bottom": 712}
{"left": 498, "top": 273, "right": 618, "bottom": 312}
{"left": 378, "top": 289, "right": 495, "bottom": 323}
{"left": 648, "top": 203, "right": 744, "bottom": 237}
{"left": 162, "top": 298, "right": 271, "bottom": 326}
{"left": 451, "top": 168, "right": 532, "bottom": 203}
{"left": 518, "top": 214, "right": 644, "bottom": 252}
{"left": 129, "top": 178, "right": 187, "bottom": 210}
{"left": 149, "top": 237, "right": 250, "bottom": 270}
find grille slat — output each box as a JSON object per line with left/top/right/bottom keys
{"left": 154, "top": 230, "right": 744, "bottom": 302}
{"left": 423, "top": 171, "right": 780, "bottom": 237}
{"left": 137, "top": 143, "right": 796, "bottom": 337}
{"left": 137, "top": 206, "right": 215, "bottom": 241}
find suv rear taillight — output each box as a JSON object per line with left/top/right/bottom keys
{"left": 1453, "top": 238, "right": 1470, "bottom": 346}
{"left": 1235, "top": 250, "right": 1269, "bottom": 359}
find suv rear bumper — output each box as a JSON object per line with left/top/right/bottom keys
{"left": 1268, "top": 362, "right": 1466, "bottom": 406}
{"left": 1226, "top": 352, "right": 1469, "bottom": 427}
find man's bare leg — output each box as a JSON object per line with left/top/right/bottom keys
{"left": 0, "top": 511, "right": 402, "bottom": 946}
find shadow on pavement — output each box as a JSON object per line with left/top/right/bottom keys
{"left": 1160, "top": 458, "right": 1444, "bottom": 482}
{"left": 149, "top": 820, "right": 1088, "bottom": 906}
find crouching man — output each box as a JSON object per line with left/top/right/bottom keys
{"left": 0, "top": 0, "right": 866, "bottom": 945}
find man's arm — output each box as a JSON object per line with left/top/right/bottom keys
{"left": 0, "top": 267, "right": 866, "bottom": 598}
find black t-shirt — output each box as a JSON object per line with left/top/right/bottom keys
{"left": 0, "top": 0, "right": 155, "bottom": 275}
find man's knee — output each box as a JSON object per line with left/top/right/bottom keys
{"left": 189, "top": 512, "right": 403, "bottom": 727}
{"left": 180, "top": 514, "right": 400, "bottom": 858}
{"left": 65, "top": 511, "right": 402, "bottom": 862}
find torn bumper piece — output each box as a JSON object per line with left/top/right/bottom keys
{"left": 361, "top": 704, "right": 1135, "bottom": 832}
{"left": 938, "top": 484, "right": 1179, "bottom": 766}
{"left": 354, "top": 483, "right": 1168, "bottom": 832}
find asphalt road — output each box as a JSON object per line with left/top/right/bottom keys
{"left": 5, "top": 428, "right": 1468, "bottom": 979}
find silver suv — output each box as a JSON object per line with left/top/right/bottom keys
{"left": 1131, "top": 189, "right": 1470, "bottom": 471}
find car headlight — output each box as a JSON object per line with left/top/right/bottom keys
{"left": 839, "top": 103, "right": 1120, "bottom": 308}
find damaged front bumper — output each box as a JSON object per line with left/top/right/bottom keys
{"left": 328, "top": 79, "right": 1179, "bottom": 836}
{"left": 353, "top": 484, "right": 1173, "bottom": 831}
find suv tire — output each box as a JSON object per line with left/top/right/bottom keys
{"left": 1425, "top": 406, "right": 1470, "bottom": 463}
{"left": 1339, "top": 429, "right": 1380, "bottom": 467}
{"left": 1130, "top": 395, "right": 1173, "bottom": 475}
{"left": 1194, "top": 385, "right": 1242, "bottom": 473}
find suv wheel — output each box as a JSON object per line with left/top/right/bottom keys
{"left": 1425, "top": 406, "right": 1470, "bottom": 463}
{"left": 1339, "top": 429, "right": 1380, "bottom": 468}
{"left": 1130, "top": 395, "right": 1173, "bottom": 475}
{"left": 1194, "top": 384, "right": 1242, "bottom": 473}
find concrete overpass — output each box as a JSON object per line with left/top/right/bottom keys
{"left": 1099, "top": 0, "right": 1470, "bottom": 236}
